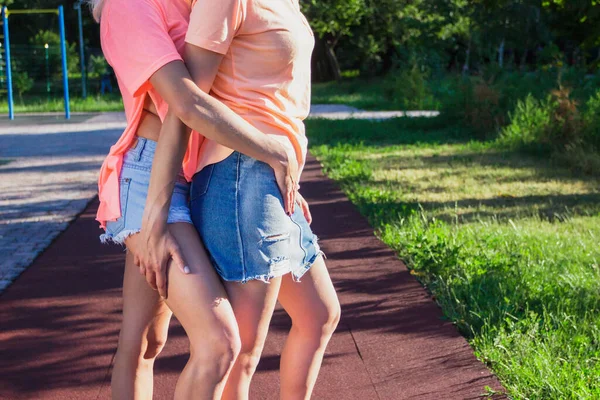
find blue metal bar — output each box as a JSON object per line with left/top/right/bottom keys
{"left": 75, "top": 3, "right": 86, "bottom": 99}
{"left": 58, "top": 5, "right": 70, "bottom": 119}
{"left": 2, "top": 6, "right": 13, "bottom": 120}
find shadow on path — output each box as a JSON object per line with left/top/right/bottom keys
{"left": 0, "top": 155, "right": 506, "bottom": 400}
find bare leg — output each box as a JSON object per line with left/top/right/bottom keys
{"left": 221, "top": 278, "right": 282, "bottom": 400}
{"left": 112, "top": 223, "right": 241, "bottom": 400}
{"left": 111, "top": 259, "right": 172, "bottom": 400}
{"left": 278, "top": 256, "right": 341, "bottom": 400}
{"left": 166, "top": 223, "right": 241, "bottom": 399}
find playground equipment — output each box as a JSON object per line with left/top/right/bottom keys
{"left": 0, "top": 6, "right": 70, "bottom": 120}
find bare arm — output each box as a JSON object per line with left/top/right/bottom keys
{"left": 135, "top": 56, "right": 297, "bottom": 297}
{"left": 132, "top": 112, "right": 191, "bottom": 298}
{"left": 150, "top": 60, "right": 296, "bottom": 177}
{"left": 140, "top": 46, "right": 222, "bottom": 240}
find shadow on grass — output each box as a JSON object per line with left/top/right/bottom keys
{"left": 315, "top": 140, "right": 600, "bottom": 225}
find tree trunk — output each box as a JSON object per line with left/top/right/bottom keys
{"left": 463, "top": 37, "right": 471, "bottom": 75}
{"left": 325, "top": 42, "right": 342, "bottom": 82}
{"left": 498, "top": 38, "right": 505, "bottom": 68}
{"left": 520, "top": 48, "right": 529, "bottom": 70}
{"left": 311, "top": 37, "right": 334, "bottom": 82}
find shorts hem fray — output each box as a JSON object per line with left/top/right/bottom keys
{"left": 219, "top": 250, "right": 326, "bottom": 284}
{"left": 292, "top": 250, "right": 325, "bottom": 282}
{"left": 100, "top": 229, "right": 140, "bottom": 246}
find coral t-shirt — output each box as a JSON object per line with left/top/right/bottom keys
{"left": 186, "top": 0, "right": 315, "bottom": 174}
{"left": 96, "top": 0, "right": 205, "bottom": 228}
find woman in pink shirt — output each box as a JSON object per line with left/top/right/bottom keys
{"left": 92, "top": 0, "right": 340, "bottom": 398}
{"left": 92, "top": 0, "right": 299, "bottom": 398}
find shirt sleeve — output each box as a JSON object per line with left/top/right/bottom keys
{"left": 100, "top": 0, "right": 183, "bottom": 97}
{"left": 185, "top": 0, "right": 244, "bottom": 55}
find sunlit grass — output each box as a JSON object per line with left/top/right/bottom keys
{"left": 307, "top": 117, "right": 600, "bottom": 399}
{"left": 0, "top": 94, "right": 124, "bottom": 113}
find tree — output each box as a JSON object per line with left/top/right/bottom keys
{"left": 89, "top": 54, "right": 108, "bottom": 77}
{"left": 30, "top": 30, "right": 80, "bottom": 75}
{"left": 14, "top": 71, "right": 34, "bottom": 103}
{"left": 301, "top": 0, "right": 366, "bottom": 81}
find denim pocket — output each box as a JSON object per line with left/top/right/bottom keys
{"left": 190, "top": 164, "right": 214, "bottom": 201}
{"left": 107, "top": 177, "right": 131, "bottom": 235}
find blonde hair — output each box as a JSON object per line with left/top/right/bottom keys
{"left": 87, "top": 0, "right": 106, "bottom": 22}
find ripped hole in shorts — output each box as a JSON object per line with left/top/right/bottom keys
{"left": 260, "top": 232, "right": 290, "bottom": 245}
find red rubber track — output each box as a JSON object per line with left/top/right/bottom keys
{"left": 0, "top": 155, "right": 506, "bottom": 400}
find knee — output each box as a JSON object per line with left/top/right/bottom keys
{"left": 321, "top": 300, "right": 341, "bottom": 337}
{"left": 296, "top": 300, "right": 341, "bottom": 340}
{"left": 143, "top": 336, "right": 167, "bottom": 360}
{"left": 115, "top": 337, "right": 151, "bottom": 370}
{"left": 236, "top": 346, "right": 263, "bottom": 377}
{"left": 115, "top": 331, "right": 169, "bottom": 369}
{"left": 189, "top": 326, "right": 241, "bottom": 382}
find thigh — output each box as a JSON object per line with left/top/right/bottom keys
{"left": 163, "top": 223, "right": 238, "bottom": 343}
{"left": 224, "top": 278, "right": 282, "bottom": 352}
{"left": 278, "top": 256, "right": 340, "bottom": 326}
{"left": 121, "top": 247, "right": 172, "bottom": 349}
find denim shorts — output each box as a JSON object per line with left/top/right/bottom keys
{"left": 100, "top": 138, "right": 193, "bottom": 245}
{"left": 190, "top": 152, "right": 322, "bottom": 283}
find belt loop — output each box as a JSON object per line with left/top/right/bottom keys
{"left": 134, "top": 138, "right": 147, "bottom": 162}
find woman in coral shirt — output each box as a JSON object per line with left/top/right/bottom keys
{"left": 180, "top": 1, "right": 341, "bottom": 398}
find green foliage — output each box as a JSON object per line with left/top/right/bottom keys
{"left": 30, "top": 30, "right": 80, "bottom": 74}
{"left": 500, "top": 95, "right": 552, "bottom": 147}
{"left": 308, "top": 117, "right": 600, "bottom": 398}
{"left": 13, "top": 71, "right": 34, "bottom": 103}
{"left": 89, "top": 54, "right": 109, "bottom": 77}
{"left": 388, "top": 58, "right": 438, "bottom": 110}
{"left": 301, "top": 0, "right": 365, "bottom": 42}
{"left": 301, "top": 0, "right": 600, "bottom": 79}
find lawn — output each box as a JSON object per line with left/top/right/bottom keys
{"left": 307, "top": 117, "right": 600, "bottom": 399}
{"left": 0, "top": 79, "right": 386, "bottom": 114}
{"left": 0, "top": 94, "right": 124, "bottom": 113}
{"left": 311, "top": 77, "right": 396, "bottom": 111}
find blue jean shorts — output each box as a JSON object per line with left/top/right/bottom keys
{"left": 190, "top": 151, "right": 322, "bottom": 283}
{"left": 100, "top": 138, "right": 193, "bottom": 245}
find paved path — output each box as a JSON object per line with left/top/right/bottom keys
{"left": 0, "top": 114, "right": 123, "bottom": 292}
{"left": 0, "top": 153, "right": 506, "bottom": 399}
{"left": 309, "top": 104, "right": 439, "bottom": 120}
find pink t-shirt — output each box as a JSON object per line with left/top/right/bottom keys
{"left": 96, "top": 0, "right": 205, "bottom": 228}
{"left": 186, "top": 0, "right": 315, "bottom": 174}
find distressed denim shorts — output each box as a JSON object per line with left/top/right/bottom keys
{"left": 190, "top": 151, "right": 322, "bottom": 283}
{"left": 100, "top": 138, "right": 193, "bottom": 245}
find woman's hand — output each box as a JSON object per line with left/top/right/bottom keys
{"left": 296, "top": 191, "right": 312, "bottom": 225}
{"left": 126, "top": 224, "right": 189, "bottom": 299}
{"left": 269, "top": 142, "right": 299, "bottom": 216}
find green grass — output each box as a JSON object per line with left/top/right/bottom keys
{"left": 4, "top": 76, "right": 386, "bottom": 113}
{"left": 311, "top": 77, "right": 396, "bottom": 110}
{"left": 0, "top": 94, "right": 124, "bottom": 113}
{"left": 307, "top": 117, "right": 600, "bottom": 399}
